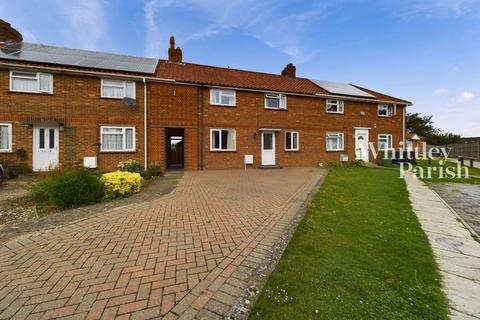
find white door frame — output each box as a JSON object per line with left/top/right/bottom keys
{"left": 261, "top": 131, "right": 276, "bottom": 166}
{"left": 33, "top": 125, "right": 60, "bottom": 171}
{"left": 354, "top": 128, "right": 369, "bottom": 162}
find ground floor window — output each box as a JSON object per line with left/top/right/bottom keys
{"left": 285, "top": 131, "right": 299, "bottom": 151}
{"left": 326, "top": 132, "right": 344, "bottom": 151}
{"left": 378, "top": 134, "right": 393, "bottom": 150}
{"left": 210, "top": 128, "right": 236, "bottom": 151}
{"left": 0, "top": 123, "right": 12, "bottom": 152}
{"left": 100, "top": 126, "right": 135, "bottom": 152}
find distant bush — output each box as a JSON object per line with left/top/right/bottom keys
{"left": 31, "top": 168, "right": 104, "bottom": 209}
{"left": 117, "top": 159, "right": 143, "bottom": 174}
{"left": 100, "top": 171, "right": 143, "bottom": 199}
{"left": 146, "top": 162, "right": 162, "bottom": 178}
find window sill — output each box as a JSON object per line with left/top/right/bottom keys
{"left": 210, "top": 103, "right": 237, "bottom": 108}
{"left": 377, "top": 115, "right": 394, "bottom": 118}
{"left": 0, "top": 150, "right": 12, "bottom": 153}
{"left": 100, "top": 96, "right": 136, "bottom": 100}
{"left": 9, "top": 90, "right": 53, "bottom": 95}
{"left": 99, "top": 150, "right": 137, "bottom": 153}
{"left": 264, "top": 107, "right": 287, "bottom": 111}
{"left": 209, "top": 150, "right": 237, "bottom": 152}
{"left": 284, "top": 149, "right": 299, "bottom": 152}
{"left": 326, "top": 149, "right": 344, "bottom": 152}
{"left": 326, "top": 111, "right": 344, "bottom": 115}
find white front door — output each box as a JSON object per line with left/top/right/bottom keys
{"left": 261, "top": 131, "right": 276, "bottom": 165}
{"left": 355, "top": 129, "right": 369, "bottom": 161}
{"left": 33, "top": 126, "right": 59, "bottom": 171}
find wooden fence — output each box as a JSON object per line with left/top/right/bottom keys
{"left": 444, "top": 141, "right": 480, "bottom": 159}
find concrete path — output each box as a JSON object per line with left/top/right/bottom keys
{"left": 0, "top": 168, "right": 325, "bottom": 320}
{"left": 430, "top": 183, "right": 480, "bottom": 236}
{"left": 405, "top": 173, "right": 480, "bottom": 319}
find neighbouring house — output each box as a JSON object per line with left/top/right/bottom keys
{"left": 0, "top": 20, "right": 411, "bottom": 172}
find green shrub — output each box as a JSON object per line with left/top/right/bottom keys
{"left": 1, "top": 160, "right": 31, "bottom": 179}
{"left": 147, "top": 162, "right": 162, "bottom": 178}
{"left": 31, "top": 168, "right": 104, "bottom": 209}
{"left": 100, "top": 171, "right": 143, "bottom": 199}
{"left": 117, "top": 159, "right": 143, "bottom": 174}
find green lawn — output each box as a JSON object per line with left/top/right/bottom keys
{"left": 249, "top": 167, "right": 448, "bottom": 320}
{"left": 413, "top": 159, "right": 480, "bottom": 184}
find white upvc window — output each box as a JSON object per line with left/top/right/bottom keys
{"left": 265, "top": 93, "right": 287, "bottom": 110}
{"left": 100, "top": 126, "right": 135, "bottom": 152}
{"left": 0, "top": 123, "right": 12, "bottom": 152}
{"left": 378, "top": 134, "right": 393, "bottom": 151}
{"left": 326, "top": 99, "right": 344, "bottom": 114}
{"left": 10, "top": 71, "right": 53, "bottom": 94}
{"left": 378, "top": 104, "right": 396, "bottom": 117}
{"left": 101, "top": 79, "right": 136, "bottom": 99}
{"left": 210, "top": 88, "right": 236, "bottom": 106}
{"left": 326, "top": 132, "right": 344, "bottom": 151}
{"left": 285, "top": 131, "right": 299, "bottom": 151}
{"left": 210, "top": 128, "right": 236, "bottom": 151}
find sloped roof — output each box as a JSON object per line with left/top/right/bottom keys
{"left": 155, "top": 60, "right": 329, "bottom": 95}
{"left": 0, "top": 42, "right": 158, "bottom": 74}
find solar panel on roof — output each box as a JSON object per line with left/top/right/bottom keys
{"left": 0, "top": 42, "right": 158, "bottom": 74}
{"left": 311, "top": 79, "right": 375, "bottom": 98}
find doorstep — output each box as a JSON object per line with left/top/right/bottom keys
{"left": 259, "top": 165, "right": 283, "bottom": 169}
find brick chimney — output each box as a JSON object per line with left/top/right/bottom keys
{"left": 0, "top": 19, "right": 23, "bottom": 47}
{"left": 168, "top": 36, "right": 183, "bottom": 63}
{"left": 281, "top": 63, "right": 296, "bottom": 78}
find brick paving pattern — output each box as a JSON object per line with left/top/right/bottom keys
{"left": 430, "top": 183, "right": 480, "bottom": 235}
{"left": 0, "top": 168, "right": 324, "bottom": 319}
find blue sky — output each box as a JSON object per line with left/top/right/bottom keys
{"left": 2, "top": 0, "right": 479, "bottom": 136}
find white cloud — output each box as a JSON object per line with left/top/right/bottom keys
{"left": 143, "top": 0, "right": 327, "bottom": 63}
{"left": 457, "top": 91, "right": 475, "bottom": 102}
{"left": 58, "top": 0, "right": 108, "bottom": 50}
{"left": 433, "top": 88, "right": 449, "bottom": 96}
{"left": 395, "top": 0, "right": 480, "bottom": 19}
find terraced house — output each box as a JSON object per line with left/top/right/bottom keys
{"left": 0, "top": 20, "right": 411, "bottom": 172}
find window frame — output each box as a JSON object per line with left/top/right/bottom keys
{"left": 264, "top": 93, "right": 287, "bottom": 110}
{"left": 100, "top": 126, "right": 136, "bottom": 152}
{"left": 326, "top": 99, "right": 344, "bottom": 114}
{"left": 210, "top": 128, "right": 236, "bottom": 151}
{"left": 326, "top": 132, "right": 345, "bottom": 151}
{"left": 0, "top": 123, "right": 12, "bottom": 153}
{"left": 9, "top": 70, "right": 53, "bottom": 94}
{"left": 377, "top": 104, "right": 396, "bottom": 117}
{"left": 210, "top": 88, "right": 236, "bottom": 107}
{"left": 100, "top": 79, "right": 136, "bottom": 99}
{"left": 378, "top": 134, "right": 393, "bottom": 151}
{"left": 284, "top": 131, "right": 299, "bottom": 151}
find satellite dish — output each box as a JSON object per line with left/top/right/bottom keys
{"left": 122, "top": 97, "right": 136, "bottom": 109}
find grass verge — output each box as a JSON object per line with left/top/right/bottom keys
{"left": 413, "top": 159, "right": 480, "bottom": 184}
{"left": 249, "top": 167, "right": 448, "bottom": 320}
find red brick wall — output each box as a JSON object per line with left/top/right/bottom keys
{"left": 0, "top": 68, "right": 145, "bottom": 171}
{"left": 0, "top": 66, "right": 406, "bottom": 172}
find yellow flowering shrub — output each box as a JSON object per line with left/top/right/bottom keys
{"left": 100, "top": 171, "right": 143, "bottom": 199}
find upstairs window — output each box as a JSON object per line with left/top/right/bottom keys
{"left": 378, "top": 134, "right": 393, "bottom": 151}
{"left": 326, "top": 132, "right": 344, "bottom": 151}
{"left": 0, "top": 123, "right": 12, "bottom": 152}
{"left": 101, "top": 79, "right": 135, "bottom": 99}
{"left": 326, "top": 100, "right": 344, "bottom": 114}
{"left": 265, "top": 93, "right": 287, "bottom": 110}
{"left": 10, "top": 71, "right": 53, "bottom": 93}
{"left": 378, "top": 104, "right": 396, "bottom": 117}
{"left": 285, "top": 131, "right": 299, "bottom": 151}
{"left": 100, "top": 126, "right": 135, "bottom": 152}
{"left": 210, "top": 129, "right": 236, "bottom": 151}
{"left": 210, "top": 88, "right": 236, "bottom": 106}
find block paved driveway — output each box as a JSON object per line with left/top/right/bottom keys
{"left": 0, "top": 168, "right": 324, "bottom": 320}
